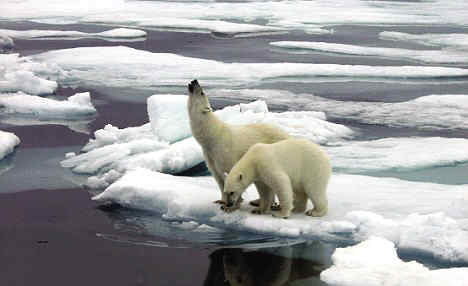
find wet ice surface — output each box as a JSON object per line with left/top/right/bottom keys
{"left": 1, "top": 0, "right": 468, "bottom": 284}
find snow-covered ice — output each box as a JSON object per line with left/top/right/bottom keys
{"left": 270, "top": 41, "right": 468, "bottom": 64}
{"left": 62, "top": 97, "right": 351, "bottom": 187}
{"left": 380, "top": 31, "right": 468, "bottom": 51}
{"left": 0, "top": 53, "right": 64, "bottom": 95}
{"left": 33, "top": 46, "right": 468, "bottom": 90}
{"left": 0, "top": 92, "right": 96, "bottom": 119}
{"left": 0, "top": 130, "right": 20, "bottom": 161}
{"left": 2, "top": 0, "right": 468, "bottom": 33}
{"left": 320, "top": 236, "right": 468, "bottom": 286}
{"left": 327, "top": 137, "right": 468, "bottom": 173}
{"left": 93, "top": 169, "right": 468, "bottom": 263}
{"left": 215, "top": 89, "right": 468, "bottom": 131}
{"left": 0, "top": 28, "right": 147, "bottom": 41}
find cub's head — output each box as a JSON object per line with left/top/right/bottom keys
{"left": 187, "top": 79, "right": 212, "bottom": 114}
{"left": 224, "top": 170, "right": 249, "bottom": 208}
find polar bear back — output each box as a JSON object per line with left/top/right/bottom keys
{"left": 250, "top": 138, "right": 331, "bottom": 190}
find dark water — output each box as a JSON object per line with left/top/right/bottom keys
{"left": 1, "top": 19, "right": 467, "bottom": 285}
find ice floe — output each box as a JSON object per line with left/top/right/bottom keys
{"left": 214, "top": 89, "right": 468, "bottom": 131}
{"left": 93, "top": 169, "right": 468, "bottom": 263}
{"left": 0, "top": 53, "right": 63, "bottom": 95}
{"left": 0, "top": 28, "right": 147, "bottom": 41}
{"left": 270, "top": 41, "right": 468, "bottom": 65}
{"left": 62, "top": 96, "right": 351, "bottom": 188}
{"left": 380, "top": 31, "right": 468, "bottom": 50}
{"left": 320, "top": 236, "right": 468, "bottom": 286}
{"left": 0, "top": 92, "right": 96, "bottom": 119}
{"left": 2, "top": 0, "right": 468, "bottom": 34}
{"left": 0, "top": 130, "right": 20, "bottom": 161}
{"left": 327, "top": 137, "right": 468, "bottom": 173}
{"left": 33, "top": 46, "right": 468, "bottom": 90}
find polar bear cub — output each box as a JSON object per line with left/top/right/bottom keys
{"left": 224, "top": 138, "right": 331, "bottom": 218}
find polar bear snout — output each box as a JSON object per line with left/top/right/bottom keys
{"left": 188, "top": 79, "right": 203, "bottom": 96}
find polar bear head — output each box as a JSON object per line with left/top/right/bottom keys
{"left": 224, "top": 169, "right": 251, "bottom": 208}
{"left": 187, "top": 79, "right": 212, "bottom": 115}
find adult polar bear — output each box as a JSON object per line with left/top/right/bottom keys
{"left": 224, "top": 139, "right": 331, "bottom": 218}
{"left": 187, "top": 80, "right": 290, "bottom": 209}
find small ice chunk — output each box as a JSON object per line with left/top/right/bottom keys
{"left": 0, "top": 130, "right": 20, "bottom": 160}
{"left": 0, "top": 92, "right": 96, "bottom": 119}
{"left": 65, "top": 152, "right": 76, "bottom": 158}
{"left": 320, "top": 236, "right": 468, "bottom": 286}
{"left": 0, "top": 28, "right": 146, "bottom": 41}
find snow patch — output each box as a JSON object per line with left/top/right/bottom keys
{"left": 0, "top": 130, "right": 20, "bottom": 161}
{"left": 270, "top": 41, "right": 468, "bottom": 64}
{"left": 0, "top": 28, "right": 146, "bottom": 41}
{"left": 0, "top": 91, "right": 96, "bottom": 119}
{"left": 320, "top": 236, "right": 468, "bottom": 286}
{"left": 92, "top": 169, "right": 468, "bottom": 263}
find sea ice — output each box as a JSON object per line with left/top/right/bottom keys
{"left": 2, "top": 0, "right": 468, "bottom": 33}
{"left": 270, "top": 41, "right": 468, "bottom": 64}
{"left": 0, "top": 28, "right": 147, "bottom": 41}
{"left": 326, "top": 137, "right": 468, "bottom": 173}
{"left": 380, "top": 31, "right": 468, "bottom": 51}
{"left": 93, "top": 169, "right": 468, "bottom": 263}
{"left": 0, "top": 53, "right": 64, "bottom": 95}
{"left": 216, "top": 89, "right": 468, "bottom": 131}
{"left": 33, "top": 46, "right": 468, "bottom": 90}
{"left": 62, "top": 97, "right": 352, "bottom": 187}
{"left": 320, "top": 236, "right": 468, "bottom": 286}
{"left": 0, "top": 130, "right": 20, "bottom": 161}
{"left": 0, "top": 91, "right": 96, "bottom": 119}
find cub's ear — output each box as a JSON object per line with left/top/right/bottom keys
{"left": 238, "top": 173, "right": 243, "bottom": 181}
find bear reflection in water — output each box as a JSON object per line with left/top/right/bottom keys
{"left": 204, "top": 242, "right": 331, "bottom": 286}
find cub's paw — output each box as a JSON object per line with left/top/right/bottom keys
{"left": 305, "top": 208, "right": 327, "bottom": 217}
{"left": 221, "top": 205, "right": 237, "bottom": 213}
{"left": 251, "top": 208, "right": 263, "bottom": 215}
{"left": 272, "top": 211, "right": 289, "bottom": 219}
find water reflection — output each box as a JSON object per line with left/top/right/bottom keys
{"left": 205, "top": 243, "right": 332, "bottom": 286}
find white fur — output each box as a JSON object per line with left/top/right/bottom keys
{"left": 187, "top": 80, "right": 290, "bottom": 206}
{"left": 224, "top": 138, "right": 331, "bottom": 218}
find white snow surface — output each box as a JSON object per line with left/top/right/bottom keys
{"left": 270, "top": 41, "right": 468, "bottom": 64}
{"left": 380, "top": 31, "right": 468, "bottom": 50}
{"left": 320, "top": 236, "right": 468, "bottom": 286}
{"left": 0, "top": 28, "right": 147, "bottom": 41}
{"left": 2, "top": 0, "right": 468, "bottom": 33}
{"left": 93, "top": 169, "right": 468, "bottom": 263}
{"left": 0, "top": 92, "right": 96, "bottom": 119}
{"left": 62, "top": 98, "right": 352, "bottom": 187}
{"left": 0, "top": 53, "right": 64, "bottom": 95}
{"left": 0, "top": 130, "right": 20, "bottom": 160}
{"left": 214, "top": 89, "right": 468, "bottom": 131}
{"left": 326, "top": 137, "right": 468, "bottom": 173}
{"left": 33, "top": 46, "right": 468, "bottom": 90}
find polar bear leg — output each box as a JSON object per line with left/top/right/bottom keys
{"left": 270, "top": 174, "right": 293, "bottom": 218}
{"left": 306, "top": 191, "right": 328, "bottom": 217}
{"left": 292, "top": 191, "right": 307, "bottom": 213}
{"left": 252, "top": 182, "right": 273, "bottom": 214}
{"left": 205, "top": 155, "right": 226, "bottom": 204}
